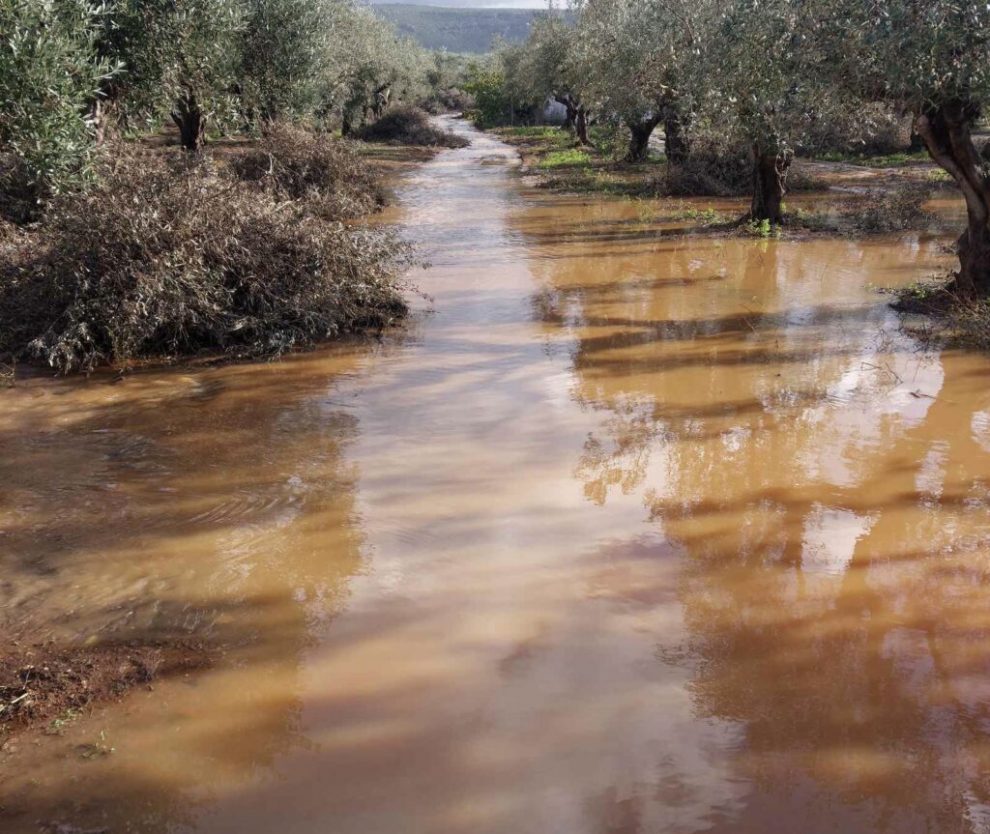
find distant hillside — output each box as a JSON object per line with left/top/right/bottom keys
{"left": 371, "top": 4, "right": 556, "bottom": 53}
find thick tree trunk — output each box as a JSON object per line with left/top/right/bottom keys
{"left": 663, "top": 109, "right": 689, "bottom": 165}
{"left": 750, "top": 144, "right": 792, "bottom": 224}
{"left": 625, "top": 116, "right": 661, "bottom": 162}
{"left": 171, "top": 90, "right": 206, "bottom": 152}
{"left": 574, "top": 106, "right": 591, "bottom": 147}
{"left": 554, "top": 94, "right": 591, "bottom": 145}
{"left": 373, "top": 84, "right": 391, "bottom": 119}
{"left": 956, "top": 222, "right": 990, "bottom": 295}
{"left": 914, "top": 103, "right": 990, "bottom": 296}
{"left": 556, "top": 95, "right": 576, "bottom": 132}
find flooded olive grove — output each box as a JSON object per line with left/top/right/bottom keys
{"left": 4, "top": 119, "right": 990, "bottom": 833}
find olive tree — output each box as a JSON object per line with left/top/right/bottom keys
{"left": 425, "top": 50, "right": 473, "bottom": 110}
{"left": 519, "top": 12, "right": 592, "bottom": 145}
{"left": 0, "top": 0, "right": 116, "bottom": 219}
{"left": 820, "top": 0, "right": 990, "bottom": 294}
{"left": 708, "top": 0, "right": 821, "bottom": 223}
{"left": 576, "top": 0, "right": 712, "bottom": 162}
{"left": 237, "top": 0, "right": 332, "bottom": 124}
{"left": 102, "top": 0, "right": 243, "bottom": 150}
{"left": 575, "top": 0, "right": 659, "bottom": 161}
{"left": 319, "top": 4, "right": 428, "bottom": 135}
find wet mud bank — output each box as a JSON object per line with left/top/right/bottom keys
{"left": 1, "top": 640, "right": 213, "bottom": 737}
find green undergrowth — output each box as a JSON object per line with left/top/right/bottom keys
{"left": 496, "top": 125, "right": 564, "bottom": 139}
{"left": 537, "top": 148, "right": 592, "bottom": 169}
{"left": 816, "top": 149, "right": 931, "bottom": 167}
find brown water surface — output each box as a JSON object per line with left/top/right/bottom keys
{"left": 3, "top": 118, "right": 990, "bottom": 833}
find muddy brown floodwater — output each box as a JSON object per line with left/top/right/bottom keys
{"left": 3, "top": 117, "right": 990, "bottom": 833}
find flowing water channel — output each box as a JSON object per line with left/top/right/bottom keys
{"left": 4, "top": 118, "right": 990, "bottom": 833}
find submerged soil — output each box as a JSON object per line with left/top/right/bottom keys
{"left": 2, "top": 117, "right": 988, "bottom": 834}
{"left": 0, "top": 640, "right": 212, "bottom": 734}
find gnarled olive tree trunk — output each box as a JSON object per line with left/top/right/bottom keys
{"left": 372, "top": 84, "right": 391, "bottom": 119}
{"left": 171, "top": 89, "right": 206, "bottom": 152}
{"left": 625, "top": 115, "right": 662, "bottom": 163}
{"left": 574, "top": 105, "right": 591, "bottom": 146}
{"left": 573, "top": 106, "right": 591, "bottom": 147}
{"left": 555, "top": 94, "right": 592, "bottom": 147}
{"left": 750, "top": 143, "right": 792, "bottom": 224}
{"left": 556, "top": 95, "right": 576, "bottom": 132}
{"left": 914, "top": 101, "right": 990, "bottom": 296}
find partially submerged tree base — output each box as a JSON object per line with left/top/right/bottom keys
{"left": 892, "top": 277, "right": 990, "bottom": 350}
{"left": 914, "top": 103, "right": 990, "bottom": 297}
{"left": 749, "top": 146, "right": 793, "bottom": 225}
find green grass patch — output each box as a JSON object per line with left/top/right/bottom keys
{"left": 744, "top": 218, "right": 777, "bottom": 238}
{"left": 496, "top": 126, "right": 563, "bottom": 139}
{"left": 668, "top": 205, "right": 723, "bottom": 224}
{"left": 927, "top": 168, "right": 954, "bottom": 184}
{"left": 537, "top": 149, "right": 592, "bottom": 169}
{"left": 816, "top": 149, "right": 931, "bottom": 167}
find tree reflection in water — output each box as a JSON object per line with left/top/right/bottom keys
{"left": 526, "top": 213, "right": 990, "bottom": 832}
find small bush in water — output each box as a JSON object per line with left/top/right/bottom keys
{"left": 847, "top": 185, "right": 931, "bottom": 233}
{"left": 0, "top": 151, "right": 413, "bottom": 373}
{"left": 354, "top": 106, "right": 468, "bottom": 148}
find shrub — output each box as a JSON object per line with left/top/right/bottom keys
{"left": 441, "top": 88, "right": 475, "bottom": 113}
{"left": 845, "top": 184, "right": 931, "bottom": 233}
{"left": 664, "top": 147, "right": 751, "bottom": 197}
{"left": 232, "top": 123, "right": 386, "bottom": 220}
{"left": 801, "top": 105, "right": 911, "bottom": 158}
{"left": 422, "top": 88, "right": 475, "bottom": 115}
{"left": 463, "top": 68, "right": 510, "bottom": 128}
{"left": 354, "top": 106, "right": 468, "bottom": 148}
{"left": 0, "top": 152, "right": 412, "bottom": 373}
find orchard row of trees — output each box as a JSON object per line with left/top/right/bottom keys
{"left": 482, "top": 0, "right": 990, "bottom": 294}
{"left": 0, "top": 0, "right": 435, "bottom": 215}
{"left": 0, "top": 0, "right": 464, "bottom": 373}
